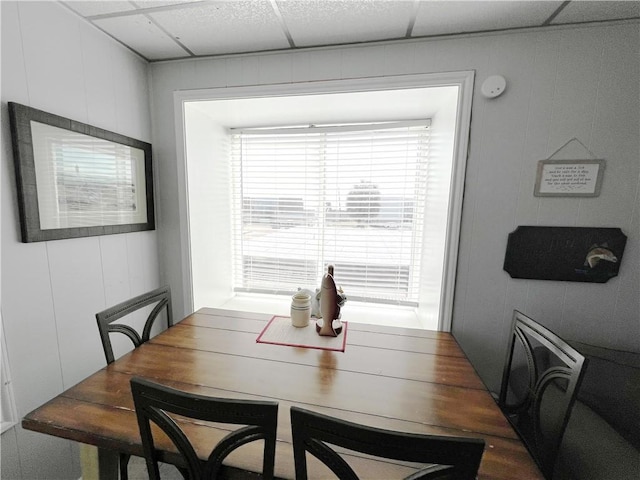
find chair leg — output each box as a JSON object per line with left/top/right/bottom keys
{"left": 119, "top": 453, "right": 130, "bottom": 480}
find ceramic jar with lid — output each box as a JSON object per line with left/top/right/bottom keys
{"left": 290, "top": 292, "right": 311, "bottom": 327}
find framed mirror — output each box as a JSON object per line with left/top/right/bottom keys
{"left": 8, "top": 102, "right": 155, "bottom": 242}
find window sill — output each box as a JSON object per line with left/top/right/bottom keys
{"left": 219, "top": 293, "right": 424, "bottom": 329}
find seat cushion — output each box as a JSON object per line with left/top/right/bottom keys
{"left": 555, "top": 399, "right": 640, "bottom": 480}
{"left": 569, "top": 341, "right": 640, "bottom": 450}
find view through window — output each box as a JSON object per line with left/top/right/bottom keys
{"left": 230, "top": 121, "right": 430, "bottom": 305}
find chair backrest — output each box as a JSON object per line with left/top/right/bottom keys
{"left": 96, "top": 286, "right": 173, "bottom": 364}
{"left": 130, "top": 377, "right": 279, "bottom": 480}
{"left": 290, "top": 406, "right": 485, "bottom": 480}
{"left": 498, "top": 310, "right": 587, "bottom": 479}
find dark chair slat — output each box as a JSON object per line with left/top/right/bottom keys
{"left": 290, "top": 406, "right": 485, "bottom": 480}
{"left": 95, "top": 286, "right": 173, "bottom": 480}
{"left": 498, "top": 310, "right": 587, "bottom": 479}
{"left": 96, "top": 285, "right": 173, "bottom": 365}
{"left": 131, "top": 377, "right": 278, "bottom": 480}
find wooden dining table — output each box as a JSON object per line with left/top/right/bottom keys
{"left": 22, "top": 308, "right": 544, "bottom": 479}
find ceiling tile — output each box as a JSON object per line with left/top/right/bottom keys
{"left": 150, "top": 1, "right": 290, "bottom": 56}
{"left": 412, "top": 0, "right": 562, "bottom": 37}
{"left": 94, "top": 14, "right": 188, "bottom": 60}
{"left": 63, "top": 1, "right": 136, "bottom": 17}
{"left": 132, "top": 0, "right": 201, "bottom": 7}
{"left": 277, "top": 0, "right": 415, "bottom": 47}
{"left": 60, "top": 0, "right": 640, "bottom": 63}
{"left": 552, "top": 0, "right": 640, "bottom": 24}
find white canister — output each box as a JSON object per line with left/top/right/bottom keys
{"left": 290, "top": 292, "right": 311, "bottom": 327}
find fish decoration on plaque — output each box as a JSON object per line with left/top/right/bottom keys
{"left": 503, "top": 226, "right": 627, "bottom": 283}
{"left": 316, "top": 265, "right": 347, "bottom": 337}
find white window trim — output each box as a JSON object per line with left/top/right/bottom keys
{"left": 174, "top": 71, "right": 475, "bottom": 331}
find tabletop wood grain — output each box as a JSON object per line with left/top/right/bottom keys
{"left": 22, "top": 308, "right": 543, "bottom": 479}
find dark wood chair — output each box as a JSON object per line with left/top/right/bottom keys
{"left": 498, "top": 310, "right": 587, "bottom": 479}
{"left": 290, "top": 406, "right": 485, "bottom": 480}
{"left": 96, "top": 286, "right": 172, "bottom": 480}
{"left": 130, "top": 377, "right": 279, "bottom": 480}
{"left": 96, "top": 285, "right": 173, "bottom": 365}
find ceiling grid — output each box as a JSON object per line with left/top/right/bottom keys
{"left": 61, "top": 0, "right": 640, "bottom": 62}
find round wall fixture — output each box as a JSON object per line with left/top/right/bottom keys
{"left": 481, "top": 75, "right": 507, "bottom": 98}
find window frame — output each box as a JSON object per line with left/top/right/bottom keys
{"left": 175, "top": 72, "right": 475, "bottom": 331}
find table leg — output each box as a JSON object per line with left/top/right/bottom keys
{"left": 79, "top": 444, "right": 119, "bottom": 480}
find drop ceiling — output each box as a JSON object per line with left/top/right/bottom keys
{"left": 62, "top": 0, "right": 640, "bottom": 62}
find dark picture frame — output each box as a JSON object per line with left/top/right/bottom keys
{"left": 8, "top": 102, "right": 155, "bottom": 242}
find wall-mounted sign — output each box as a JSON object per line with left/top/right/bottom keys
{"left": 534, "top": 159, "right": 605, "bottom": 197}
{"left": 504, "top": 226, "right": 626, "bottom": 283}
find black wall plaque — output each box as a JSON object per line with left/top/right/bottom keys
{"left": 504, "top": 226, "right": 627, "bottom": 283}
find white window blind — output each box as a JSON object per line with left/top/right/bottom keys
{"left": 230, "top": 120, "right": 431, "bottom": 305}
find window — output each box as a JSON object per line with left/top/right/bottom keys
{"left": 230, "top": 121, "right": 430, "bottom": 305}
{"left": 181, "top": 73, "right": 474, "bottom": 330}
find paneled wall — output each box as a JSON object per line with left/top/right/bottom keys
{"left": 150, "top": 22, "right": 639, "bottom": 393}
{"left": 1, "top": 2, "right": 157, "bottom": 479}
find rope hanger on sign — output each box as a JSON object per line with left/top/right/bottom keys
{"left": 546, "top": 137, "right": 599, "bottom": 160}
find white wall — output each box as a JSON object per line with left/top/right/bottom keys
{"left": 185, "top": 105, "right": 233, "bottom": 310}
{"left": 418, "top": 91, "right": 458, "bottom": 329}
{"left": 1, "top": 2, "right": 157, "bottom": 479}
{"left": 150, "top": 22, "right": 639, "bottom": 393}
